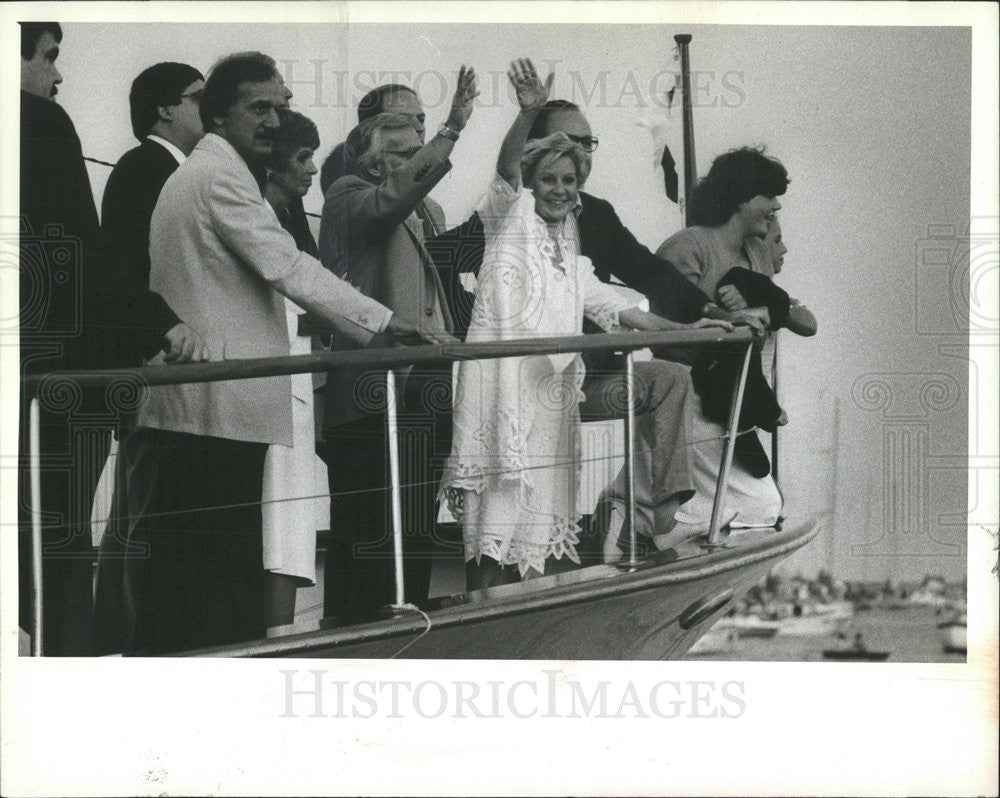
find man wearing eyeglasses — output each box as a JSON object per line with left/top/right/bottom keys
{"left": 93, "top": 62, "right": 208, "bottom": 654}
{"left": 100, "top": 62, "right": 209, "bottom": 370}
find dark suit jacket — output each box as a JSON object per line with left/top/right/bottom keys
{"left": 100, "top": 138, "right": 183, "bottom": 366}
{"left": 19, "top": 90, "right": 106, "bottom": 376}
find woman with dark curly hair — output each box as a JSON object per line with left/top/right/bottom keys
{"left": 653, "top": 146, "right": 793, "bottom": 542}
{"left": 260, "top": 109, "right": 327, "bottom": 631}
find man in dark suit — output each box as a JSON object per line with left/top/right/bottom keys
{"left": 19, "top": 21, "right": 108, "bottom": 655}
{"left": 100, "top": 61, "right": 209, "bottom": 367}
{"left": 424, "top": 100, "right": 763, "bottom": 551}
{"left": 92, "top": 62, "right": 209, "bottom": 654}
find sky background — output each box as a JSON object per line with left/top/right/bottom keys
{"left": 51, "top": 22, "right": 976, "bottom": 581}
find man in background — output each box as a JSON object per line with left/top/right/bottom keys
{"left": 92, "top": 61, "right": 209, "bottom": 654}
{"left": 19, "top": 21, "right": 106, "bottom": 655}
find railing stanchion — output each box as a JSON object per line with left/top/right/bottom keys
{"left": 707, "top": 342, "right": 754, "bottom": 546}
{"left": 29, "top": 397, "right": 43, "bottom": 656}
{"left": 623, "top": 352, "right": 639, "bottom": 569}
{"left": 385, "top": 369, "right": 406, "bottom": 610}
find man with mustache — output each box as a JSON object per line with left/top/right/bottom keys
{"left": 121, "top": 52, "right": 441, "bottom": 654}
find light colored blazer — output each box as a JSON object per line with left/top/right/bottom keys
{"left": 319, "top": 141, "right": 455, "bottom": 431}
{"left": 138, "top": 133, "right": 392, "bottom": 446}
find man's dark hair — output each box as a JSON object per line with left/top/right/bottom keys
{"left": 199, "top": 51, "right": 278, "bottom": 130}
{"left": 20, "top": 22, "right": 62, "bottom": 60}
{"left": 357, "top": 84, "right": 417, "bottom": 123}
{"left": 527, "top": 99, "right": 582, "bottom": 141}
{"left": 129, "top": 62, "right": 204, "bottom": 140}
{"left": 686, "top": 146, "right": 789, "bottom": 227}
{"left": 268, "top": 110, "right": 320, "bottom": 172}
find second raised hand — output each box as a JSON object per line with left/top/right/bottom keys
{"left": 508, "top": 57, "right": 554, "bottom": 111}
{"left": 447, "top": 64, "right": 480, "bottom": 131}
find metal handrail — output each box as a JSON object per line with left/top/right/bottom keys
{"left": 23, "top": 326, "right": 759, "bottom": 654}
{"left": 20, "top": 328, "right": 753, "bottom": 392}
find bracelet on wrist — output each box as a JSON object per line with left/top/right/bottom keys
{"left": 437, "top": 123, "right": 461, "bottom": 142}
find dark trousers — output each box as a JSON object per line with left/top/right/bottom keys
{"left": 120, "top": 428, "right": 267, "bottom": 655}
{"left": 320, "top": 369, "right": 452, "bottom": 625}
{"left": 18, "top": 404, "right": 110, "bottom": 656}
{"left": 93, "top": 452, "right": 131, "bottom": 655}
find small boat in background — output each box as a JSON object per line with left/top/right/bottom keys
{"left": 938, "top": 610, "right": 967, "bottom": 655}
{"left": 822, "top": 633, "right": 890, "bottom": 662}
{"left": 715, "top": 615, "right": 781, "bottom": 639}
{"left": 822, "top": 648, "right": 890, "bottom": 662}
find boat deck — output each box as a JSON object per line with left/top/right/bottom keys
{"left": 185, "top": 518, "right": 818, "bottom": 659}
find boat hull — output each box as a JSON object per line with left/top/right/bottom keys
{"left": 821, "top": 650, "right": 890, "bottom": 662}
{"left": 189, "top": 519, "right": 818, "bottom": 660}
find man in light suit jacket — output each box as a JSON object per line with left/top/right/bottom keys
{"left": 121, "top": 53, "right": 438, "bottom": 655}
{"left": 317, "top": 68, "right": 478, "bottom": 625}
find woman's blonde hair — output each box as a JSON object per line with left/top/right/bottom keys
{"left": 520, "top": 132, "right": 586, "bottom": 187}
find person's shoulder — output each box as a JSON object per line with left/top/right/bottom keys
{"left": 579, "top": 190, "right": 616, "bottom": 217}
{"left": 324, "top": 173, "right": 370, "bottom": 206}
{"left": 110, "top": 142, "right": 151, "bottom": 173}
{"left": 20, "top": 91, "right": 77, "bottom": 139}
{"left": 655, "top": 225, "right": 704, "bottom": 259}
{"left": 658, "top": 224, "right": 698, "bottom": 247}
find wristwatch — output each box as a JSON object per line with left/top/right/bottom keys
{"left": 437, "top": 123, "right": 461, "bottom": 142}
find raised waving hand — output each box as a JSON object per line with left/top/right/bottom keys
{"left": 508, "top": 58, "right": 554, "bottom": 111}
{"left": 445, "top": 64, "right": 480, "bottom": 132}
{"left": 497, "top": 58, "right": 556, "bottom": 186}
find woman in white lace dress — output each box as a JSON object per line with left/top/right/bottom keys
{"left": 441, "top": 60, "right": 686, "bottom": 590}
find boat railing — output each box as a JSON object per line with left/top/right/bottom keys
{"left": 21, "top": 326, "right": 759, "bottom": 656}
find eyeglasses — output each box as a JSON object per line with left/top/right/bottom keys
{"left": 566, "top": 134, "right": 599, "bottom": 153}
{"left": 178, "top": 90, "right": 203, "bottom": 104}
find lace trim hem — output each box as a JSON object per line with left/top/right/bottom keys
{"left": 463, "top": 519, "right": 582, "bottom": 577}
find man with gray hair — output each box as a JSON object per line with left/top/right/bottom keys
{"left": 317, "top": 66, "right": 478, "bottom": 625}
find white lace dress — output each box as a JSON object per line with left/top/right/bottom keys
{"left": 440, "top": 174, "right": 635, "bottom": 576}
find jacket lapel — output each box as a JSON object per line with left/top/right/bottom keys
{"left": 402, "top": 220, "right": 454, "bottom": 333}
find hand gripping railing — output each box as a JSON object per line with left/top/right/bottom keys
{"left": 21, "top": 327, "right": 759, "bottom": 655}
